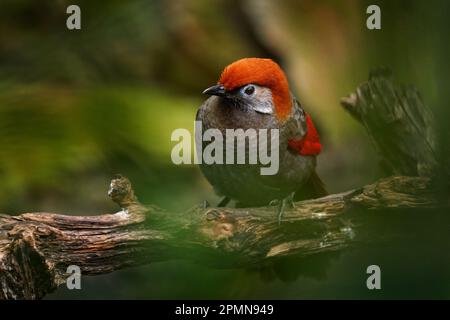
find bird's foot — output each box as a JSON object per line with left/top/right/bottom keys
{"left": 201, "top": 200, "right": 210, "bottom": 209}
{"left": 276, "top": 192, "right": 296, "bottom": 224}
{"left": 286, "top": 192, "right": 296, "bottom": 208}
{"left": 276, "top": 200, "right": 286, "bottom": 225}
{"left": 269, "top": 199, "right": 280, "bottom": 206}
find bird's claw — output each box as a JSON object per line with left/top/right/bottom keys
{"left": 269, "top": 199, "right": 280, "bottom": 206}
{"left": 205, "top": 208, "right": 222, "bottom": 221}
{"left": 276, "top": 192, "right": 296, "bottom": 224}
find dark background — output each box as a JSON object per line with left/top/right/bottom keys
{"left": 0, "top": 0, "right": 448, "bottom": 299}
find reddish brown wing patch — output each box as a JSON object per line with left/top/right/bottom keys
{"left": 288, "top": 114, "right": 322, "bottom": 156}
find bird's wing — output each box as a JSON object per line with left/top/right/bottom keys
{"left": 287, "top": 98, "right": 322, "bottom": 156}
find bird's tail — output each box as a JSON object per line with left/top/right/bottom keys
{"left": 294, "top": 170, "right": 328, "bottom": 201}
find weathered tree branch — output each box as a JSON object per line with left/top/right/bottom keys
{"left": 340, "top": 68, "right": 438, "bottom": 176}
{"left": 0, "top": 71, "right": 445, "bottom": 299}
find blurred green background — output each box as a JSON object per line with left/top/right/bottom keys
{"left": 0, "top": 0, "right": 448, "bottom": 299}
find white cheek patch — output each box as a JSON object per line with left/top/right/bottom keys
{"left": 252, "top": 87, "right": 274, "bottom": 115}
{"left": 253, "top": 104, "right": 273, "bottom": 114}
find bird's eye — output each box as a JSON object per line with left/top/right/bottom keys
{"left": 242, "top": 85, "right": 255, "bottom": 96}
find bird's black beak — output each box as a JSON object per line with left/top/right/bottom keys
{"left": 202, "top": 84, "right": 226, "bottom": 97}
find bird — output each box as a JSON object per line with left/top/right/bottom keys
{"left": 196, "top": 58, "right": 326, "bottom": 220}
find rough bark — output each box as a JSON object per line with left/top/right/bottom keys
{"left": 0, "top": 71, "right": 445, "bottom": 299}
{"left": 340, "top": 68, "right": 438, "bottom": 176}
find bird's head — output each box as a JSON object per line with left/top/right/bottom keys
{"left": 202, "top": 58, "right": 292, "bottom": 122}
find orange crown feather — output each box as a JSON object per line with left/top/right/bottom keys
{"left": 218, "top": 58, "right": 292, "bottom": 121}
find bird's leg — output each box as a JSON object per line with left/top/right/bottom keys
{"left": 217, "top": 196, "right": 231, "bottom": 207}
{"left": 287, "top": 191, "right": 296, "bottom": 209}
{"left": 277, "top": 192, "right": 296, "bottom": 224}
{"left": 201, "top": 200, "right": 210, "bottom": 209}
{"left": 276, "top": 200, "right": 286, "bottom": 225}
